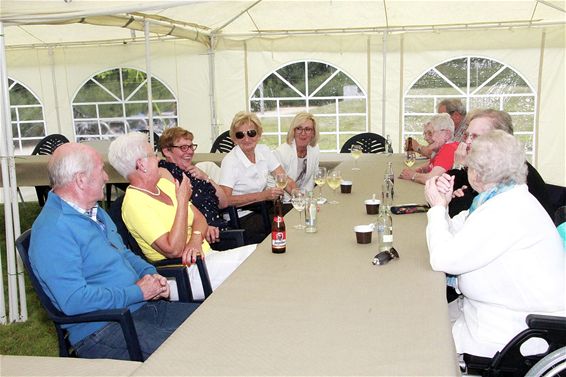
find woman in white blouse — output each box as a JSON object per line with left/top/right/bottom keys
{"left": 274, "top": 112, "right": 320, "bottom": 200}
{"left": 425, "top": 130, "right": 564, "bottom": 359}
{"left": 219, "top": 111, "right": 295, "bottom": 242}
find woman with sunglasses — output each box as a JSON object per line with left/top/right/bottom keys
{"left": 219, "top": 111, "right": 296, "bottom": 241}
{"left": 108, "top": 132, "right": 255, "bottom": 300}
{"left": 274, "top": 112, "right": 320, "bottom": 200}
{"left": 158, "top": 127, "right": 232, "bottom": 249}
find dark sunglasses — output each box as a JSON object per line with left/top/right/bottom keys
{"left": 170, "top": 144, "right": 198, "bottom": 152}
{"left": 372, "top": 247, "right": 400, "bottom": 266}
{"left": 235, "top": 129, "right": 257, "bottom": 139}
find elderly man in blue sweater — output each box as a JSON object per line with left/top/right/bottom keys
{"left": 29, "top": 142, "right": 198, "bottom": 360}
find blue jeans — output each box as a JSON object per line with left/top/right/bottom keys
{"left": 74, "top": 300, "right": 198, "bottom": 360}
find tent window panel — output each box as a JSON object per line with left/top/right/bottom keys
{"left": 279, "top": 100, "right": 307, "bottom": 115}
{"left": 516, "top": 134, "right": 534, "bottom": 154}
{"left": 261, "top": 117, "right": 279, "bottom": 133}
{"left": 404, "top": 115, "right": 431, "bottom": 133}
{"left": 280, "top": 116, "right": 293, "bottom": 132}
{"left": 261, "top": 135, "right": 280, "bottom": 149}
{"left": 250, "top": 60, "right": 367, "bottom": 152}
{"left": 153, "top": 101, "right": 177, "bottom": 115}
{"left": 436, "top": 58, "right": 468, "bottom": 92}
{"left": 94, "top": 69, "right": 122, "bottom": 98}
{"left": 512, "top": 114, "right": 535, "bottom": 132}
{"left": 470, "top": 58, "right": 503, "bottom": 90}
{"left": 9, "top": 83, "right": 40, "bottom": 105}
{"left": 308, "top": 62, "right": 336, "bottom": 94}
{"left": 21, "top": 138, "right": 43, "bottom": 151}
{"left": 98, "top": 103, "right": 123, "bottom": 118}
{"left": 277, "top": 63, "right": 306, "bottom": 95}
{"left": 251, "top": 99, "right": 278, "bottom": 113}
{"left": 319, "top": 134, "right": 338, "bottom": 151}
{"left": 310, "top": 99, "right": 336, "bottom": 114}
{"left": 405, "top": 98, "right": 435, "bottom": 113}
{"left": 73, "top": 68, "right": 177, "bottom": 141}
{"left": 339, "top": 115, "right": 366, "bottom": 132}
{"left": 74, "top": 104, "right": 97, "bottom": 119}
{"left": 469, "top": 96, "right": 500, "bottom": 109}
{"left": 317, "top": 116, "right": 337, "bottom": 132}
{"left": 476, "top": 68, "right": 530, "bottom": 95}
{"left": 338, "top": 98, "right": 366, "bottom": 114}
{"left": 407, "top": 70, "right": 460, "bottom": 96}
{"left": 315, "top": 72, "right": 359, "bottom": 97}
{"left": 503, "top": 96, "right": 535, "bottom": 113}
{"left": 19, "top": 122, "right": 46, "bottom": 138}
{"left": 18, "top": 106, "right": 42, "bottom": 122}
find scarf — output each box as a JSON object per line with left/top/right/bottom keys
{"left": 468, "top": 183, "right": 515, "bottom": 215}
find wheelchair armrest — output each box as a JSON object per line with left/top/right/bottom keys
{"left": 527, "top": 314, "right": 566, "bottom": 331}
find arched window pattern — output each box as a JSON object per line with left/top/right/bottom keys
{"left": 8, "top": 79, "right": 46, "bottom": 155}
{"left": 403, "top": 57, "right": 536, "bottom": 161}
{"left": 72, "top": 68, "right": 177, "bottom": 141}
{"left": 250, "top": 60, "right": 367, "bottom": 152}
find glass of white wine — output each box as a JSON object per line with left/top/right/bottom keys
{"left": 314, "top": 167, "right": 327, "bottom": 204}
{"left": 404, "top": 150, "right": 416, "bottom": 167}
{"left": 350, "top": 144, "right": 363, "bottom": 171}
{"left": 291, "top": 188, "right": 306, "bottom": 229}
{"left": 275, "top": 173, "right": 288, "bottom": 190}
{"left": 327, "top": 169, "right": 341, "bottom": 204}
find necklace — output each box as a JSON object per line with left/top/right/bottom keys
{"left": 129, "top": 185, "right": 161, "bottom": 196}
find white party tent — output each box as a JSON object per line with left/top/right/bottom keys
{"left": 0, "top": 0, "right": 565, "bottom": 322}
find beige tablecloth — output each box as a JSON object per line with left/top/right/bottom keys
{"left": 133, "top": 154, "right": 460, "bottom": 376}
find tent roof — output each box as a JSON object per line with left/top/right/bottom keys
{"left": 1, "top": 0, "right": 565, "bottom": 48}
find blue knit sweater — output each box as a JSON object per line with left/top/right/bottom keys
{"left": 30, "top": 192, "right": 156, "bottom": 345}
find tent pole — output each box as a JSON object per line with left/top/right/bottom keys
{"left": 381, "top": 31, "right": 387, "bottom": 139}
{"left": 0, "top": 21, "right": 26, "bottom": 324}
{"left": 208, "top": 35, "right": 218, "bottom": 141}
{"left": 144, "top": 20, "right": 154, "bottom": 146}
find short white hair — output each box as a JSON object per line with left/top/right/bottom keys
{"left": 467, "top": 130, "right": 527, "bottom": 186}
{"left": 428, "top": 113, "right": 454, "bottom": 134}
{"left": 108, "top": 132, "right": 149, "bottom": 178}
{"left": 48, "top": 143, "right": 95, "bottom": 189}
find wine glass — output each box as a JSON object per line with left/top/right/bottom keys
{"left": 291, "top": 189, "right": 306, "bottom": 229}
{"left": 350, "top": 144, "right": 362, "bottom": 171}
{"left": 327, "top": 169, "right": 341, "bottom": 204}
{"left": 314, "top": 167, "right": 327, "bottom": 204}
{"left": 404, "top": 150, "right": 416, "bottom": 167}
{"left": 275, "top": 173, "right": 288, "bottom": 190}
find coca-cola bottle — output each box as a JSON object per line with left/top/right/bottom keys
{"left": 271, "top": 197, "right": 287, "bottom": 254}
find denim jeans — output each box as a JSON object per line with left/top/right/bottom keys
{"left": 74, "top": 300, "right": 198, "bottom": 360}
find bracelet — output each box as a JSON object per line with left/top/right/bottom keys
{"left": 411, "top": 173, "right": 417, "bottom": 181}
{"left": 192, "top": 230, "right": 202, "bottom": 237}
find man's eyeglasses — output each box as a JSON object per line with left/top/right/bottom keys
{"left": 235, "top": 129, "right": 258, "bottom": 139}
{"left": 463, "top": 132, "right": 480, "bottom": 142}
{"left": 295, "top": 127, "right": 314, "bottom": 134}
{"left": 170, "top": 144, "right": 198, "bottom": 152}
{"left": 372, "top": 247, "right": 400, "bottom": 266}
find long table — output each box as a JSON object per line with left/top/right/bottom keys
{"left": 133, "top": 154, "right": 460, "bottom": 376}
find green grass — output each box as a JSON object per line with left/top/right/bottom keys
{"left": 0, "top": 202, "right": 58, "bottom": 356}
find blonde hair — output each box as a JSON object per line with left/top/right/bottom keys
{"left": 286, "top": 112, "right": 319, "bottom": 146}
{"left": 229, "top": 111, "right": 263, "bottom": 141}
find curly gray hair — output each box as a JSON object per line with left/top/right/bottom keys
{"left": 108, "top": 132, "right": 150, "bottom": 179}
{"left": 466, "top": 130, "right": 527, "bottom": 186}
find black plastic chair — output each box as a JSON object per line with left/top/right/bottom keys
{"left": 15, "top": 229, "right": 144, "bottom": 361}
{"left": 223, "top": 201, "right": 272, "bottom": 244}
{"left": 109, "top": 194, "right": 213, "bottom": 302}
{"left": 464, "top": 314, "right": 566, "bottom": 377}
{"left": 340, "top": 132, "right": 392, "bottom": 154}
{"left": 210, "top": 130, "right": 235, "bottom": 153}
{"left": 31, "top": 134, "right": 69, "bottom": 206}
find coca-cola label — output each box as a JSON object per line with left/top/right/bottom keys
{"left": 272, "top": 231, "right": 286, "bottom": 247}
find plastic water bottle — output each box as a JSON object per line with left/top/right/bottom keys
{"left": 376, "top": 205, "right": 393, "bottom": 252}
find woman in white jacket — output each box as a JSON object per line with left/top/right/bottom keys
{"left": 425, "top": 130, "right": 564, "bottom": 360}
{"left": 274, "top": 112, "right": 320, "bottom": 200}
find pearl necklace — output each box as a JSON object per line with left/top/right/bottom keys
{"left": 129, "top": 185, "right": 161, "bottom": 196}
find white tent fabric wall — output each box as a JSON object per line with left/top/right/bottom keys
{"left": 0, "top": 0, "right": 565, "bottom": 324}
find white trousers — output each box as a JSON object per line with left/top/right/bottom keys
{"left": 187, "top": 244, "right": 256, "bottom": 300}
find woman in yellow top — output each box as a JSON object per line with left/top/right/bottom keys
{"left": 108, "top": 132, "right": 255, "bottom": 300}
